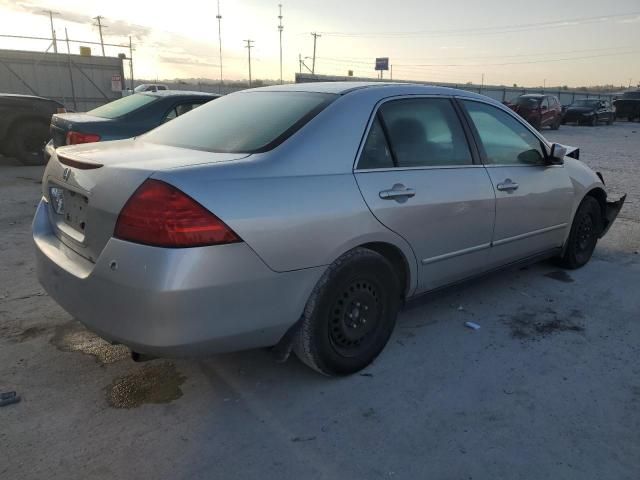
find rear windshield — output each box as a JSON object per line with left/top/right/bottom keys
{"left": 572, "top": 100, "right": 599, "bottom": 107}
{"left": 142, "top": 91, "right": 336, "bottom": 153}
{"left": 515, "top": 97, "right": 541, "bottom": 107}
{"left": 622, "top": 92, "right": 640, "bottom": 99}
{"left": 87, "top": 94, "right": 158, "bottom": 119}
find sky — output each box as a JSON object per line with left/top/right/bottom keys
{"left": 0, "top": 0, "right": 639, "bottom": 87}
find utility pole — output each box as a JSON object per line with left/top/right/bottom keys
{"left": 216, "top": 0, "right": 223, "bottom": 91}
{"left": 93, "top": 16, "right": 106, "bottom": 56}
{"left": 278, "top": 4, "right": 284, "bottom": 84}
{"left": 310, "top": 32, "right": 320, "bottom": 75}
{"left": 299, "top": 53, "right": 302, "bottom": 73}
{"left": 244, "top": 39, "right": 254, "bottom": 87}
{"left": 390, "top": 65, "right": 393, "bottom": 80}
{"left": 128, "top": 36, "right": 134, "bottom": 91}
{"left": 543, "top": 78, "right": 546, "bottom": 90}
{"left": 64, "top": 28, "right": 77, "bottom": 110}
{"left": 481, "top": 73, "right": 484, "bottom": 91}
{"left": 44, "top": 10, "right": 59, "bottom": 53}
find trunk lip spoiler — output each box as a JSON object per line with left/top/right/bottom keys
{"left": 600, "top": 193, "right": 626, "bottom": 238}
{"left": 57, "top": 153, "right": 104, "bottom": 170}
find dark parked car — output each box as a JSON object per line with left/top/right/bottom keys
{"left": 48, "top": 90, "right": 219, "bottom": 161}
{"left": 613, "top": 91, "right": 640, "bottom": 122}
{"left": 562, "top": 99, "right": 615, "bottom": 126}
{"left": 510, "top": 94, "right": 562, "bottom": 130}
{"left": 0, "top": 93, "right": 65, "bottom": 165}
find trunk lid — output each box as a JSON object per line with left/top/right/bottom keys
{"left": 50, "top": 113, "right": 112, "bottom": 147}
{"left": 43, "top": 139, "right": 250, "bottom": 262}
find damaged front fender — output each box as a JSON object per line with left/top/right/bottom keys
{"left": 600, "top": 194, "right": 626, "bottom": 238}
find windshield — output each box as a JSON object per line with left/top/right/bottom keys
{"left": 87, "top": 94, "right": 158, "bottom": 119}
{"left": 572, "top": 100, "right": 599, "bottom": 107}
{"left": 622, "top": 92, "right": 640, "bottom": 99}
{"left": 142, "top": 91, "right": 336, "bottom": 153}
{"left": 515, "top": 97, "right": 541, "bottom": 108}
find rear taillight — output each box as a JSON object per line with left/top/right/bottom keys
{"left": 114, "top": 179, "right": 240, "bottom": 248}
{"left": 66, "top": 131, "right": 101, "bottom": 145}
{"left": 56, "top": 107, "right": 67, "bottom": 114}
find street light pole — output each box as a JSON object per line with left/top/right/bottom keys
{"left": 278, "top": 4, "right": 284, "bottom": 84}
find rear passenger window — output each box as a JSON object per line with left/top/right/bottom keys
{"left": 358, "top": 117, "right": 394, "bottom": 169}
{"left": 379, "top": 98, "right": 472, "bottom": 168}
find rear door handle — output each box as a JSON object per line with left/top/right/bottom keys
{"left": 496, "top": 179, "right": 519, "bottom": 192}
{"left": 379, "top": 184, "right": 416, "bottom": 200}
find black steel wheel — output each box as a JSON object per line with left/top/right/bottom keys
{"left": 328, "top": 279, "right": 383, "bottom": 357}
{"left": 589, "top": 115, "right": 597, "bottom": 126}
{"left": 293, "top": 247, "right": 401, "bottom": 375}
{"left": 556, "top": 196, "right": 602, "bottom": 269}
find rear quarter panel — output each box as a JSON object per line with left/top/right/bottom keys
{"left": 153, "top": 163, "right": 419, "bottom": 295}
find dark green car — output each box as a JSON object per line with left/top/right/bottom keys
{"left": 46, "top": 90, "right": 219, "bottom": 163}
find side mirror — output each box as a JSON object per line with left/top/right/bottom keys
{"left": 548, "top": 143, "right": 566, "bottom": 165}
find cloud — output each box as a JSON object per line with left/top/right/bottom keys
{"left": 1, "top": 0, "right": 151, "bottom": 40}
{"left": 158, "top": 55, "right": 219, "bottom": 68}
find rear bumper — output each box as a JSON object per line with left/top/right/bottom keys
{"left": 562, "top": 112, "right": 593, "bottom": 123}
{"left": 33, "top": 199, "right": 324, "bottom": 356}
{"left": 600, "top": 194, "right": 626, "bottom": 238}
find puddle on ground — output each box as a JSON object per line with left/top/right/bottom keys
{"left": 2, "top": 323, "right": 52, "bottom": 343}
{"left": 50, "top": 322, "right": 129, "bottom": 364}
{"left": 544, "top": 270, "right": 575, "bottom": 283}
{"left": 508, "top": 307, "right": 584, "bottom": 340}
{"left": 106, "top": 362, "right": 186, "bottom": 409}
{"left": 17, "top": 325, "right": 51, "bottom": 342}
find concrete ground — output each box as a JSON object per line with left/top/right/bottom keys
{"left": 1, "top": 123, "right": 639, "bottom": 479}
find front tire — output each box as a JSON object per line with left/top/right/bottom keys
{"left": 293, "top": 247, "right": 401, "bottom": 376}
{"left": 556, "top": 196, "right": 602, "bottom": 269}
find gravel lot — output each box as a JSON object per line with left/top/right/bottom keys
{"left": 1, "top": 123, "right": 639, "bottom": 479}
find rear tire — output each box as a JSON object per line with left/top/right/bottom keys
{"left": 589, "top": 115, "right": 597, "bottom": 127}
{"left": 550, "top": 116, "right": 560, "bottom": 130}
{"left": 293, "top": 247, "right": 401, "bottom": 376}
{"left": 7, "top": 119, "right": 49, "bottom": 166}
{"left": 556, "top": 196, "right": 602, "bottom": 269}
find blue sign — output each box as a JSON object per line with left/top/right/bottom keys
{"left": 375, "top": 57, "right": 389, "bottom": 71}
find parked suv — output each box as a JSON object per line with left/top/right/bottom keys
{"left": 562, "top": 99, "right": 615, "bottom": 126}
{"left": 510, "top": 94, "right": 562, "bottom": 130}
{"left": 0, "top": 93, "right": 65, "bottom": 165}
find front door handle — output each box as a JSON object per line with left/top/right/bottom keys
{"left": 496, "top": 179, "right": 519, "bottom": 192}
{"left": 379, "top": 184, "right": 416, "bottom": 200}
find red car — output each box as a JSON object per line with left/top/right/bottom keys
{"left": 510, "top": 94, "right": 562, "bottom": 130}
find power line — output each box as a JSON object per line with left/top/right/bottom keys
{"left": 393, "top": 50, "right": 640, "bottom": 68}
{"left": 315, "top": 45, "right": 637, "bottom": 64}
{"left": 317, "top": 11, "right": 640, "bottom": 38}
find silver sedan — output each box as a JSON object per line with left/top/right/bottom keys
{"left": 33, "top": 82, "right": 625, "bottom": 375}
